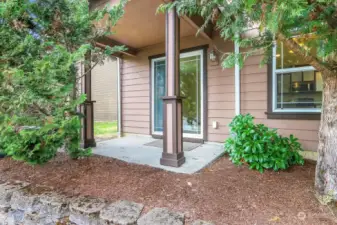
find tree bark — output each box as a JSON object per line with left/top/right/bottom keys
{"left": 315, "top": 74, "right": 337, "bottom": 200}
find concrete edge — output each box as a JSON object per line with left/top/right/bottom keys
{"left": 194, "top": 151, "right": 226, "bottom": 174}
{"left": 300, "top": 150, "right": 318, "bottom": 161}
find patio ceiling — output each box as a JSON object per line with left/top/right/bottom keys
{"left": 92, "top": 0, "right": 210, "bottom": 53}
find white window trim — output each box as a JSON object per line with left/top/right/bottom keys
{"left": 151, "top": 49, "right": 204, "bottom": 139}
{"left": 272, "top": 42, "right": 321, "bottom": 113}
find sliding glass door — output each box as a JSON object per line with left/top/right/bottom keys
{"left": 151, "top": 50, "right": 203, "bottom": 139}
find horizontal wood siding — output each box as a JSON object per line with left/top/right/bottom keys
{"left": 120, "top": 34, "right": 319, "bottom": 151}
{"left": 92, "top": 57, "right": 118, "bottom": 121}
{"left": 207, "top": 38, "right": 235, "bottom": 142}
{"left": 240, "top": 55, "right": 319, "bottom": 151}
{"left": 121, "top": 56, "right": 150, "bottom": 134}
{"left": 121, "top": 35, "right": 209, "bottom": 136}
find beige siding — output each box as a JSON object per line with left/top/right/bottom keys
{"left": 207, "top": 39, "right": 235, "bottom": 142}
{"left": 121, "top": 56, "right": 150, "bottom": 135}
{"left": 92, "top": 56, "right": 118, "bottom": 121}
{"left": 120, "top": 34, "right": 319, "bottom": 151}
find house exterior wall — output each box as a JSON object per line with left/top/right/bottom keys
{"left": 92, "top": 56, "right": 118, "bottom": 121}
{"left": 240, "top": 56, "right": 320, "bottom": 151}
{"left": 120, "top": 35, "right": 319, "bottom": 151}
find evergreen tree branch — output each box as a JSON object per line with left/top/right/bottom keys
{"left": 277, "top": 33, "right": 336, "bottom": 77}
{"left": 76, "top": 59, "right": 101, "bottom": 81}
{"left": 33, "top": 103, "right": 50, "bottom": 116}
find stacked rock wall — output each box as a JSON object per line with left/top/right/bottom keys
{"left": 0, "top": 181, "right": 213, "bottom": 225}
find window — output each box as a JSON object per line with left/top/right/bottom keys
{"left": 272, "top": 40, "right": 322, "bottom": 114}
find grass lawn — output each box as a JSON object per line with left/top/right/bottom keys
{"left": 94, "top": 121, "right": 118, "bottom": 138}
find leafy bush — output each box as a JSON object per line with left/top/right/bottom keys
{"left": 0, "top": 143, "right": 5, "bottom": 158}
{"left": 224, "top": 114, "right": 304, "bottom": 172}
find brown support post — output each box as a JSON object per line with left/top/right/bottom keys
{"left": 81, "top": 52, "right": 96, "bottom": 148}
{"left": 160, "top": 7, "right": 185, "bottom": 167}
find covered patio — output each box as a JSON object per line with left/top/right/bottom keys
{"left": 81, "top": 0, "right": 225, "bottom": 169}
{"left": 92, "top": 136, "right": 224, "bottom": 174}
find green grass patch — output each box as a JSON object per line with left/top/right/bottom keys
{"left": 94, "top": 121, "right": 118, "bottom": 137}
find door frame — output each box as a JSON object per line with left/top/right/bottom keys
{"left": 149, "top": 45, "right": 208, "bottom": 142}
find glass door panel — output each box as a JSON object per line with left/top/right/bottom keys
{"left": 153, "top": 60, "right": 166, "bottom": 132}
{"left": 180, "top": 55, "right": 201, "bottom": 135}
{"left": 152, "top": 50, "right": 203, "bottom": 138}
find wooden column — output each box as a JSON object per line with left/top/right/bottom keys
{"left": 81, "top": 52, "right": 96, "bottom": 148}
{"left": 160, "top": 7, "right": 185, "bottom": 167}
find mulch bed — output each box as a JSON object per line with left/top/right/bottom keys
{"left": 0, "top": 153, "right": 336, "bottom": 225}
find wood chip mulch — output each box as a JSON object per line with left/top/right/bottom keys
{"left": 0, "top": 153, "right": 336, "bottom": 225}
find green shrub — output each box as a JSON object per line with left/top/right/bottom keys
{"left": 0, "top": 0, "right": 125, "bottom": 165}
{"left": 0, "top": 115, "right": 91, "bottom": 165}
{"left": 0, "top": 144, "right": 5, "bottom": 157}
{"left": 224, "top": 114, "right": 304, "bottom": 172}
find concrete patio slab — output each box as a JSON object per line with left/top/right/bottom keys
{"left": 144, "top": 139, "right": 201, "bottom": 151}
{"left": 92, "top": 136, "right": 224, "bottom": 174}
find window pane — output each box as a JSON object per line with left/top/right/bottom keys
{"left": 276, "top": 40, "right": 317, "bottom": 69}
{"left": 316, "top": 72, "right": 323, "bottom": 91}
{"left": 303, "top": 71, "right": 314, "bottom": 81}
{"left": 277, "top": 74, "right": 291, "bottom": 93}
{"left": 292, "top": 72, "right": 302, "bottom": 82}
{"left": 276, "top": 72, "right": 322, "bottom": 110}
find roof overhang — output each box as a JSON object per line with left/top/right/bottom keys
{"left": 91, "top": 0, "right": 213, "bottom": 56}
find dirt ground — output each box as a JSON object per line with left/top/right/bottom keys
{"left": 0, "top": 154, "right": 336, "bottom": 225}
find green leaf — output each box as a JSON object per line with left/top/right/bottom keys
{"left": 246, "top": 0, "right": 257, "bottom": 9}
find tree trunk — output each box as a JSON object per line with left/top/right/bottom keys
{"left": 315, "top": 74, "right": 337, "bottom": 200}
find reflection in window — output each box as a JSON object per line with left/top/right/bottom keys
{"left": 276, "top": 71, "right": 322, "bottom": 109}
{"left": 180, "top": 55, "right": 201, "bottom": 135}
{"left": 274, "top": 41, "right": 322, "bottom": 112}
{"left": 276, "top": 40, "right": 318, "bottom": 69}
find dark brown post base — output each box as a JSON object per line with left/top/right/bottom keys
{"left": 80, "top": 139, "right": 96, "bottom": 149}
{"left": 81, "top": 101, "right": 96, "bottom": 148}
{"left": 160, "top": 152, "right": 185, "bottom": 167}
{"left": 160, "top": 96, "right": 185, "bottom": 167}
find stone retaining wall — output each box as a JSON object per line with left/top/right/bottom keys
{"left": 0, "top": 181, "right": 214, "bottom": 225}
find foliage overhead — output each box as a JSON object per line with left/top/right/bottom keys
{"left": 0, "top": 0, "right": 126, "bottom": 164}
{"left": 224, "top": 114, "right": 304, "bottom": 173}
{"left": 158, "top": 0, "right": 336, "bottom": 75}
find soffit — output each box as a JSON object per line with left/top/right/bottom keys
{"left": 95, "top": 0, "right": 196, "bottom": 49}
